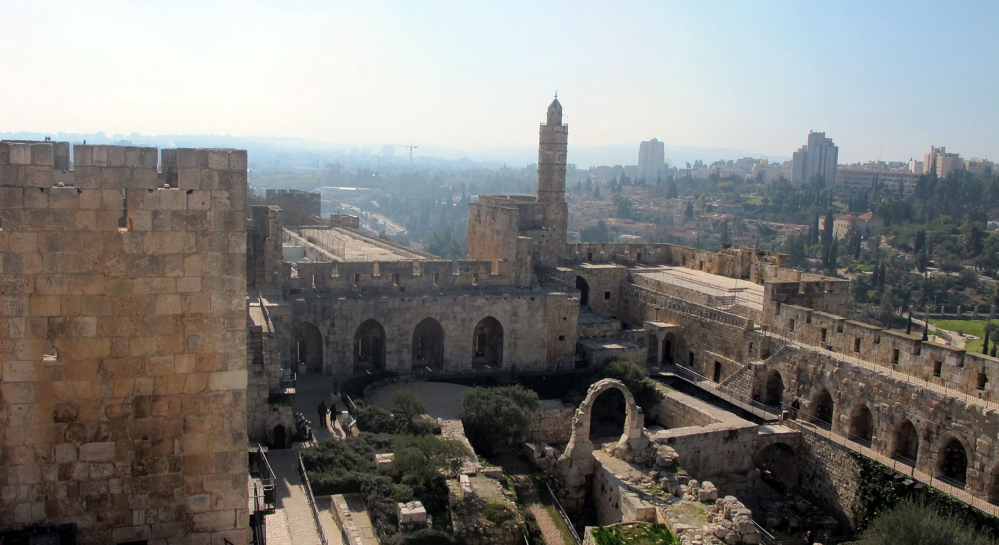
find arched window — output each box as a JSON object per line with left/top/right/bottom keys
{"left": 290, "top": 322, "right": 323, "bottom": 374}
{"left": 892, "top": 420, "right": 918, "bottom": 465}
{"left": 472, "top": 317, "right": 503, "bottom": 367}
{"left": 938, "top": 438, "right": 968, "bottom": 486}
{"left": 812, "top": 389, "right": 834, "bottom": 430}
{"left": 849, "top": 404, "right": 874, "bottom": 446}
{"left": 412, "top": 317, "right": 445, "bottom": 370}
{"left": 576, "top": 276, "right": 590, "bottom": 307}
{"left": 354, "top": 319, "right": 386, "bottom": 373}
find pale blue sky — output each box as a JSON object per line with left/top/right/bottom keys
{"left": 3, "top": 1, "right": 997, "bottom": 163}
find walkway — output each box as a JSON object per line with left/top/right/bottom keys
{"left": 265, "top": 450, "right": 326, "bottom": 545}
{"left": 492, "top": 451, "right": 573, "bottom": 545}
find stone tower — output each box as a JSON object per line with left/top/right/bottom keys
{"left": 0, "top": 142, "right": 249, "bottom": 544}
{"left": 536, "top": 96, "right": 569, "bottom": 266}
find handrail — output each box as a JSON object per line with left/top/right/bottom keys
{"left": 297, "top": 453, "right": 329, "bottom": 545}
{"left": 248, "top": 444, "right": 276, "bottom": 514}
{"left": 543, "top": 477, "right": 582, "bottom": 545}
{"left": 660, "top": 364, "right": 782, "bottom": 422}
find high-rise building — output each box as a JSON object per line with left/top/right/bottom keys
{"left": 637, "top": 138, "right": 665, "bottom": 181}
{"left": 791, "top": 131, "right": 838, "bottom": 185}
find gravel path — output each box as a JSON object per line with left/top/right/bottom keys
{"left": 492, "top": 452, "right": 572, "bottom": 545}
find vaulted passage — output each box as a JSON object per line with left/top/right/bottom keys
{"left": 763, "top": 371, "right": 784, "bottom": 407}
{"left": 756, "top": 442, "right": 798, "bottom": 491}
{"left": 576, "top": 276, "right": 590, "bottom": 307}
{"left": 850, "top": 404, "right": 874, "bottom": 446}
{"left": 290, "top": 321, "right": 323, "bottom": 374}
{"left": 412, "top": 317, "right": 445, "bottom": 370}
{"left": 472, "top": 316, "right": 503, "bottom": 367}
{"left": 938, "top": 439, "right": 968, "bottom": 486}
{"left": 812, "top": 389, "right": 834, "bottom": 430}
{"left": 354, "top": 319, "right": 386, "bottom": 373}
{"left": 892, "top": 420, "right": 919, "bottom": 465}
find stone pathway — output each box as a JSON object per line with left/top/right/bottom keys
{"left": 492, "top": 451, "right": 573, "bottom": 545}
{"left": 265, "top": 449, "right": 326, "bottom": 545}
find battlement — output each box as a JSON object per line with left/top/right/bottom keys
{"left": 283, "top": 257, "right": 517, "bottom": 295}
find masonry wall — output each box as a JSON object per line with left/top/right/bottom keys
{"left": 526, "top": 400, "right": 575, "bottom": 444}
{"left": 0, "top": 142, "right": 248, "bottom": 545}
{"left": 796, "top": 430, "right": 861, "bottom": 526}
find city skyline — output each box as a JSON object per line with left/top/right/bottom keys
{"left": 3, "top": 1, "right": 998, "bottom": 165}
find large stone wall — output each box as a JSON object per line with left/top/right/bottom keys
{"left": 0, "top": 142, "right": 248, "bottom": 544}
{"left": 526, "top": 399, "right": 575, "bottom": 444}
{"left": 795, "top": 429, "right": 861, "bottom": 525}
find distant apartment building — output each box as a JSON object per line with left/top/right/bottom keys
{"left": 909, "top": 159, "right": 924, "bottom": 175}
{"left": 965, "top": 158, "right": 994, "bottom": 175}
{"left": 923, "top": 146, "right": 994, "bottom": 177}
{"left": 819, "top": 212, "right": 884, "bottom": 239}
{"left": 751, "top": 159, "right": 790, "bottom": 183}
{"left": 791, "top": 131, "right": 838, "bottom": 185}
{"left": 835, "top": 168, "right": 922, "bottom": 195}
{"left": 637, "top": 138, "right": 665, "bottom": 180}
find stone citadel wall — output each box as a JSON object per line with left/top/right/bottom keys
{"left": 0, "top": 142, "right": 248, "bottom": 544}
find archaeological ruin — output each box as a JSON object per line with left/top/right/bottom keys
{"left": 4, "top": 97, "right": 999, "bottom": 543}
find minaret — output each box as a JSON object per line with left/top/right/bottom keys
{"left": 537, "top": 95, "right": 568, "bottom": 203}
{"left": 536, "top": 95, "right": 569, "bottom": 266}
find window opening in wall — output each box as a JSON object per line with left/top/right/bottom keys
{"left": 854, "top": 338, "right": 861, "bottom": 352}
{"left": 587, "top": 251, "right": 593, "bottom": 261}
{"left": 933, "top": 360, "right": 943, "bottom": 377}
{"left": 914, "top": 343, "right": 921, "bottom": 356}
{"left": 978, "top": 371, "right": 988, "bottom": 390}
{"left": 604, "top": 291, "right": 611, "bottom": 300}
{"left": 891, "top": 348, "right": 900, "bottom": 365}
{"left": 821, "top": 328, "right": 827, "bottom": 343}
{"left": 117, "top": 188, "right": 131, "bottom": 231}
{"left": 432, "top": 273, "right": 439, "bottom": 286}
{"left": 558, "top": 335, "right": 565, "bottom": 341}
{"left": 837, "top": 322, "right": 844, "bottom": 333}
{"left": 805, "top": 313, "right": 812, "bottom": 324}
{"left": 688, "top": 352, "right": 695, "bottom": 367}
{"left": 873, "top": 334, "right": 881, "bottom": 344}
{"left": 352, "top": 273, "right": 360, "bottom": 287}
{"left": 392, "top": 273, "right": 400, "bottom": 286}
{"left": 636, "top": 252, "right": 642, "bottom": 262}
{"left": 713, "top": 361, "right": 722, "bottom": 382}
{"left": 788, "top": 319, "right": 795, "bottom": 332}
{"left": 471, "top": 273, "right": 479, "bottom": 285}
{"left": 699, "top": 260, "right": 704, "bottom": 270}
{"left": 42, "top": 340, "right": 58, "bottom": 361}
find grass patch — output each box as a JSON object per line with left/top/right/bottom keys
{"left": 592, "top": 523, "right": 678, "bottom": 545}
{"left": 929, "top": 319, "right": 999, "bottom": 354}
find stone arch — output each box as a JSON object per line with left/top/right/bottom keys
{"left": 937, "top": 435, "right": 969, "bottom": 487}
{"left": 811, "top": 388, "right": 834, "bottom": 430}
{"left": 290, "top": 321, "right": 324, "bottom": 374}
{"left": 412, "top": 317, "right": 445, "bottom": 370}
{"left": 562, "top": 379, "right": 646, "bottom": 464}
{"left": 755, "top": 442, "right": 798, "bottom": 490}
{"left": 576, "top": 275, "right": 590, "bottom": 307}
{"left": 849, "top": 403, "right": 874, "bottom": 446}
{"left": 472, "top": 316, "right": 503, "bottom": 367}
{"left": 354, "top": 319, "right": 386, "bottom": 373}
{"left": 661, "top": 333, "right": 675, "bottom": 365}
{"left": 763, "top": 370, "right": 784, "bottom": 407}
{"left": 892, "top": 419, "right": 919, "bottom": 465}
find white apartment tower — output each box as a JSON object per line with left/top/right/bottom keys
{"left": 638, "top": 138, "right": 665, "bottom": 181}
{"left": 791, "top": 131, "right": 839, "bottom": 185}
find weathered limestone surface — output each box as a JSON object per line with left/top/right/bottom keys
{"left": 0, "top": 142, "right": 248, "bottom": 544}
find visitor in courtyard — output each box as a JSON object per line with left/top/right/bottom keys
{"left": 317, "top": 400, "right": 328, "bottom": 429}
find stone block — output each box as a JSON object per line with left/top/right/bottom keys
{"left": 9, "top": 143, "right": 31, "bottom": 165}
{"left": 79, "top": 442, "right": 115, "bottom": 462}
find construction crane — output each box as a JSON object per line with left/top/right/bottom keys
{"left": 389, "top": 144, "right": 419, "bottom": 165}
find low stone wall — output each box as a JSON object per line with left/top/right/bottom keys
{"left": 526, "top": 399, "right": 575, "bottom": 444}
{"left": 592, "top": 460, "right": 658, "bottom": 526}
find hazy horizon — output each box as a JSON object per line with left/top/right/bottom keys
{"left": 4, "top": 1, "right": 998, "bottom": 165}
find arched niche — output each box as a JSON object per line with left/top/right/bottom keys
{"left": 756, "top": 442, "right": 798, "bottom": 490}
{"left": 892, "top": 419, "right": 919, "bottom": 465}
{"left": 763, "top": 370, "right": 784, "bottom": 407}
{"left": 812, "top": 388, "right": 834, "bottom": 430}
{"left": 290, "top": 321, "right": 324, "bottom": 374}
{"left": 412, "top": 317, "right": 445, "bottom": 370}
{"left": 849, "top": 403, "right": 874, "bottom": 446}
{"left": 354, "top": 319, "right": 386, "bottom": 374}
{"left": 576, "top": 276, "right": 590, "bottom": 307}
{"left": 937, "top": 436, "right": 969, "bottom": 487}
{"left": 472, "top": 316, "right": 504, "bottom": 367}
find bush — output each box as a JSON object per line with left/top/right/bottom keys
{"left": 461, "top": 385, "right": 539, "bottom": 455}
{"left": 856, "top": 499, "right": 998, "bottom": 545}
{"left": 481, "top": 499, "right": 517, "bottom": 524}
{"left": 565, "top": 359, "right": 661, "bottom": 411}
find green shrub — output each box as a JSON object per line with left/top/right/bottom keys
{"left": 481, "top": 499, "right": 517, "bottom": 525}
{"left": 856, "top": 499, "right": 998, "bottom": 545}
{"left": 461, "top": 385, "right": 539, "bottom": 454}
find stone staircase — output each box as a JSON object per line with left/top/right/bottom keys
{"left": 575, "top": 310, "right": 646, "bottom": 367}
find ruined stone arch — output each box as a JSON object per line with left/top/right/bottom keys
{"left": 848, "top": 402, "right": 874, "bottom": 446}
{"left": 935, "top": 432, "right": 971, "bottom": 486}
{"left": 290, "top": 321, "right": 324, "bottom": 374}
{"left": 891, "top": 418, "right": 919, "bottom": 465}
{"left": 472, "top": 316, "right": 503, "bottom": 367}
{"left": 354, "top": 318, "right": 386, "bottom": 373}
{"left": 412, "top": 317, "right": 445, "bottom": 370}
{"left": 562, "top": 379, "right": 645, "bottom": 463}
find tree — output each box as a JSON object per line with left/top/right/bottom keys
{"left": 393, "top": 434, "right": 470, "bottom": 485}
{"left": 391, "top": 391, "right": 427, "bottom": 433}
{"left": 461, "top": 385, "right": 539, "bottom": 454}
{"left": 666, "top": 178, "right": 679, "bottom": 199}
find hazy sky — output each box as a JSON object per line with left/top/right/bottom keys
{"left": 3, "top": 1, "right": 997, "bottom": 164}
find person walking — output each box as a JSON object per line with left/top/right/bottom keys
{"left": 317, "top": 400, "right": 328, "bottom": 429}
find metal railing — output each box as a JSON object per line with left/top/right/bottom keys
{"left": 660, "top": 364, "right": 782, "bottom": 422}
{"left": 248, "top": 444, "right": 276, "bottom": 514}
{"left": 297, "top": 453, "right": 329, "bottom": 545}
{"left": 542, "top": 477, "right": 582, "bottom": 545}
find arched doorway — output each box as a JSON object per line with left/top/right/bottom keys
{"left": 661, "top": 335, "right": 674, "bottom": 365}
{"left": 938, "top": 438, "right": 968, "bottom": 486}
{"left": 561, "top": 378, "right": 644, "bottom": 462}
{"left": 589, "top": 387, "right": 627, "bottom": 445}
{"left": 763, "top": 371, "right": 784, "bottom": 407}
{"left": 892, "top": 420, "right": 919, "bottom": 465}
{"left": 812, "top": 389, "right": 834, "bottom": 430}
{"left": 290, "top": 322, "right": 323, "bottom": 374}
{"left": 412, "top": 317, "right": 445, "bottom": 371}
{"left": 849, "top": 404, "right": 874, "bottom": 446}
{"left": 576, "top": 276, "right": 590, "bottom": 307}
{"left": 354, "top": 319, "right": 386, "bottom": 373}
{"left": 472, "top": 317, "right": 503, "bottom": 367}
{"left": 755, "top": 442, "right": 798, "bottom": 490}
